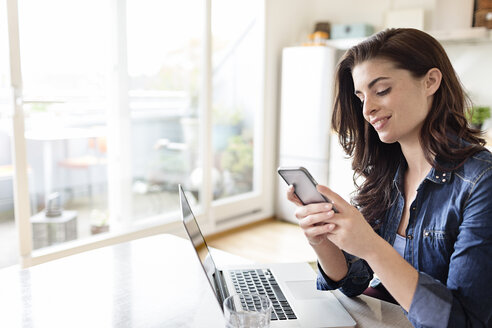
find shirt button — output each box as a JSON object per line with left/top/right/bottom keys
{"left": 424, "top": 231, "right": 430, "bottom": 237}
{"left": 435, "top": 175, "right": 440, "bottom": 179}
{"left": 442, "top": 178, "right": 446, "bottom": 182}
{"left": 407, "top": 234, "right": 413, "bottom": 240}
{"left": 442, "top": 173, "right": 447, "bottom": 176}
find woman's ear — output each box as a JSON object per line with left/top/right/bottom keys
{"left": 424, "top": 67, "right": 442, "bottom": 96}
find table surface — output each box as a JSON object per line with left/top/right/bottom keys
{"left": 0, "top": 234, "right": 412, "bottom": 327}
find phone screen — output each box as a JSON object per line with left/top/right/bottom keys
{"left": 278, "top": 167, "right": 329, "bottom": 205}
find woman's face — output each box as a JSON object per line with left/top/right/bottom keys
{"left": 352, "top": 58, "right": 433, "bottom": 145}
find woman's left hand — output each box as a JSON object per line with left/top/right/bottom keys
{"left": 316, "top": 184, "right": 380, "bottom": 258}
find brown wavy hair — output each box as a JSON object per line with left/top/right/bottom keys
{"left": 331, "top": 28, "right": 486, "bottom": 226}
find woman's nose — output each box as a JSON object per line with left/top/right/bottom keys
{"left": 362, "top": 96, "right": 378, "bottom": 117}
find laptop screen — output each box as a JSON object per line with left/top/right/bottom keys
{"left": 179, "top": 185, "right": 220, "bottom": 303}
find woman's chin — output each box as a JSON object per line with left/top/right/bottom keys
{"left": 377, "top": 132, "right": 397, "bottom": 144}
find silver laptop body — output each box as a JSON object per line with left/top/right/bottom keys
{"left": 179, "top": 185, "right": 355, "bottom": 327}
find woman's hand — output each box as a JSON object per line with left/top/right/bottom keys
{"left": 314, "top": 184, "right": 380, "bottom": 258}
{"left": 286, "top": 184, "right": 352, "bottom": 282}
{"left": 286, "top": 185, "right": 336, "bottom": 246}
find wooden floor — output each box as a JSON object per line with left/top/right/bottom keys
{"left": 207, "top": 218, "right": 318, "bottom": 264}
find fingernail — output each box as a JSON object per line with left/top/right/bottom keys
{"left": 325, "top": 204, "right": 332, "bottom": 209}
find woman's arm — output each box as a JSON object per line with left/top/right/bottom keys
{"left": 287, "top": 185, "right": 373, "bottom": 296}
{"left": 313, "top": 184, "right": 418, "bottom": 310}
{"left": 287, "top": 186, "right": 348, "bottom": 281}
{"left": 363, "top": 236, "right": 418, "bottom": 310}
{"left": 318, "top": 180, "right": 492, "bottom": 327}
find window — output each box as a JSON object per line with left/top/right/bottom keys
{"left": 209, "top": 0, "right": 266, "bottom": 224}
{"left": 211, "top": 0, "right": 262, "bottom": 201}
{"left": 2, "top": 0, "right": 268, "bottom": 268}
{"left": 18, "top": 0, "right": 111, "bottom": 251}
{"left": 125, "top": 0, "right": 203, "bottom": 220}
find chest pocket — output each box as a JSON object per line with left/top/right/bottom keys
{"left": 423, "top": 229, "right": 447, "bottom": 240}
{"left": 422, "top": 229, "right": 453, "bottom": 253}
{"left": 421, "top": 229, "right": 454, "bottom": 280}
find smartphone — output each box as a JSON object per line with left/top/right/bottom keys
{"left": 277, "top": 166, "right": 338, "bottom": 212}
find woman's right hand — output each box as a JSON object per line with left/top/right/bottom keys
{"left": 286, "top": 185, "right": 336, "bottom": 246}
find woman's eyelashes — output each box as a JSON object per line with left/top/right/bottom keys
{"left": 355, "top": 87, "right": 391, "bottom": 106}
{"left": 376, "top": 87, "right": 391, "bottom": 96}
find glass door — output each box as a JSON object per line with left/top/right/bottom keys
{"left": 18, "top": 0, "right": 111, "bottom": 248}
{"left": 211, "top": 0, "right": 265, "bottom": 221}
{"left": 125, "top": 0, "right": 203, "bottom": 221}
{"left": 6, "top": 0, "right": 270, "bottom": 266}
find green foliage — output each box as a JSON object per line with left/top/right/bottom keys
{"left": 155, "top": 152, "right": 189, "bottom": 174}
{"left": 468, "top": 106, "right": 491, "bottom": 126}
{"left": 220, "top": 135, "right": 253, "bottom": 175}
{"left": 213, "top": 105, "right": 243, "bottom": 126}
{"left": 90, "top": 209, "right": 108, "bottom": 227}
{"left": 30, "top": 102, "right": 48, "bottom": 112}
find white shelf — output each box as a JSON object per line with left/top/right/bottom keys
{"left": 323, "top": 28, "right": 492, "bottom": 50}
{"left": 429, "top": 27, "right": 492, "bottom": 44}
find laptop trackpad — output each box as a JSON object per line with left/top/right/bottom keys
{"left": 285, "top": 281, "right": 356, "bottom": 327}
{"left": 285, "top": 280, "right": 326, "bottom": 299}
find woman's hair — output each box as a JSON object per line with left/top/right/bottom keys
{"left": 331, "top": 28, "right": 486, "bottom": 226}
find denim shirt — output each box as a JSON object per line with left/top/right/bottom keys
{"left": 316, "top": 149, "right": 492, "bottom": 328}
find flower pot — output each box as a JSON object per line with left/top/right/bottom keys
{"left": 91, "top": 224, "right": 109, "bottom": 235}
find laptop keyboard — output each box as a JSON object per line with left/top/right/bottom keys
{"left": 229, "top": 269, "right": 297, "bottom": 321}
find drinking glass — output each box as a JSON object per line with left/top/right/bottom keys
{"left": 223, "top": 293, "right": 272, "bottom": 328}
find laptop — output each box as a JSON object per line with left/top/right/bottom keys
{"left": 179, "top": 185, "right": 356, "bottom": 327}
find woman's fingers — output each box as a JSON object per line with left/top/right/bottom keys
{"left": 295, "top": 202, "right": 334, "bottom": 220}
{"left": 286, "top": 185, "right": 303, "bottom": 206}
{"left": 316, "top": 184, "right": 348, "bottom": 212}
{"left": 298, "top": 210, "right": 335, "bottom": 228}
{"left": 303, "top": 222, "right": 336, "bottom": 239}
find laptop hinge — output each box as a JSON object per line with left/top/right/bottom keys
{"left": 214, "top": 269, "right": 229, "bottom": 310}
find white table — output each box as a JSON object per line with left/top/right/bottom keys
{"left": 0, "top": 234, "right": 412, "bottom": 327}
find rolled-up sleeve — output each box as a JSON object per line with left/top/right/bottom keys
{"left": 316, "top": 251, "right": 373, "bottom": 297}
{"left": 408, "top": 169, "right": 492, "bottom": 328}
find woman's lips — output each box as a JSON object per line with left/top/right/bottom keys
{"left": 371, "top": 116, "right": 390, "bottom": 131}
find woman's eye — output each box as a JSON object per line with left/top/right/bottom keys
{"left": 376, "top": 87, "right": 391, "bottom": 96}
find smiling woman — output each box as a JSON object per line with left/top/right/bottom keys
{"left": 286, "top": 28, "right": 492, "bottom": 328}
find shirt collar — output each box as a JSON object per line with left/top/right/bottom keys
{"left": 392, "top": 155, "right": 453, "bottom": 189}
{"left": 426, "top": 166, "right": 452, "bottom": 184}
{"left": 426, "top": 156, "right": 453, "bottom": 185}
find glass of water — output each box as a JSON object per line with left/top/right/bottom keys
{"left": 223, "top": 293, "right": 272, "bottom": 328}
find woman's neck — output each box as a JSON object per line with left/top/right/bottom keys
{"left": 400, "top": 141, "right": 433, "bottom": 178}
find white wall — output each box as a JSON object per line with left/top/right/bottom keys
{"left": 445, "top": 42, "right": 492, "bottom": 111}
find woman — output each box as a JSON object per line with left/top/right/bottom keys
{"left": 286, "top": 28, "right": 492, "bottom": 327}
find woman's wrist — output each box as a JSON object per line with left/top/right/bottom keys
{"left": 360, "top": 233, "right": 388, "bottom": 263}
{"left": 308, "top": 235, "right": 329, "bottom": 246}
